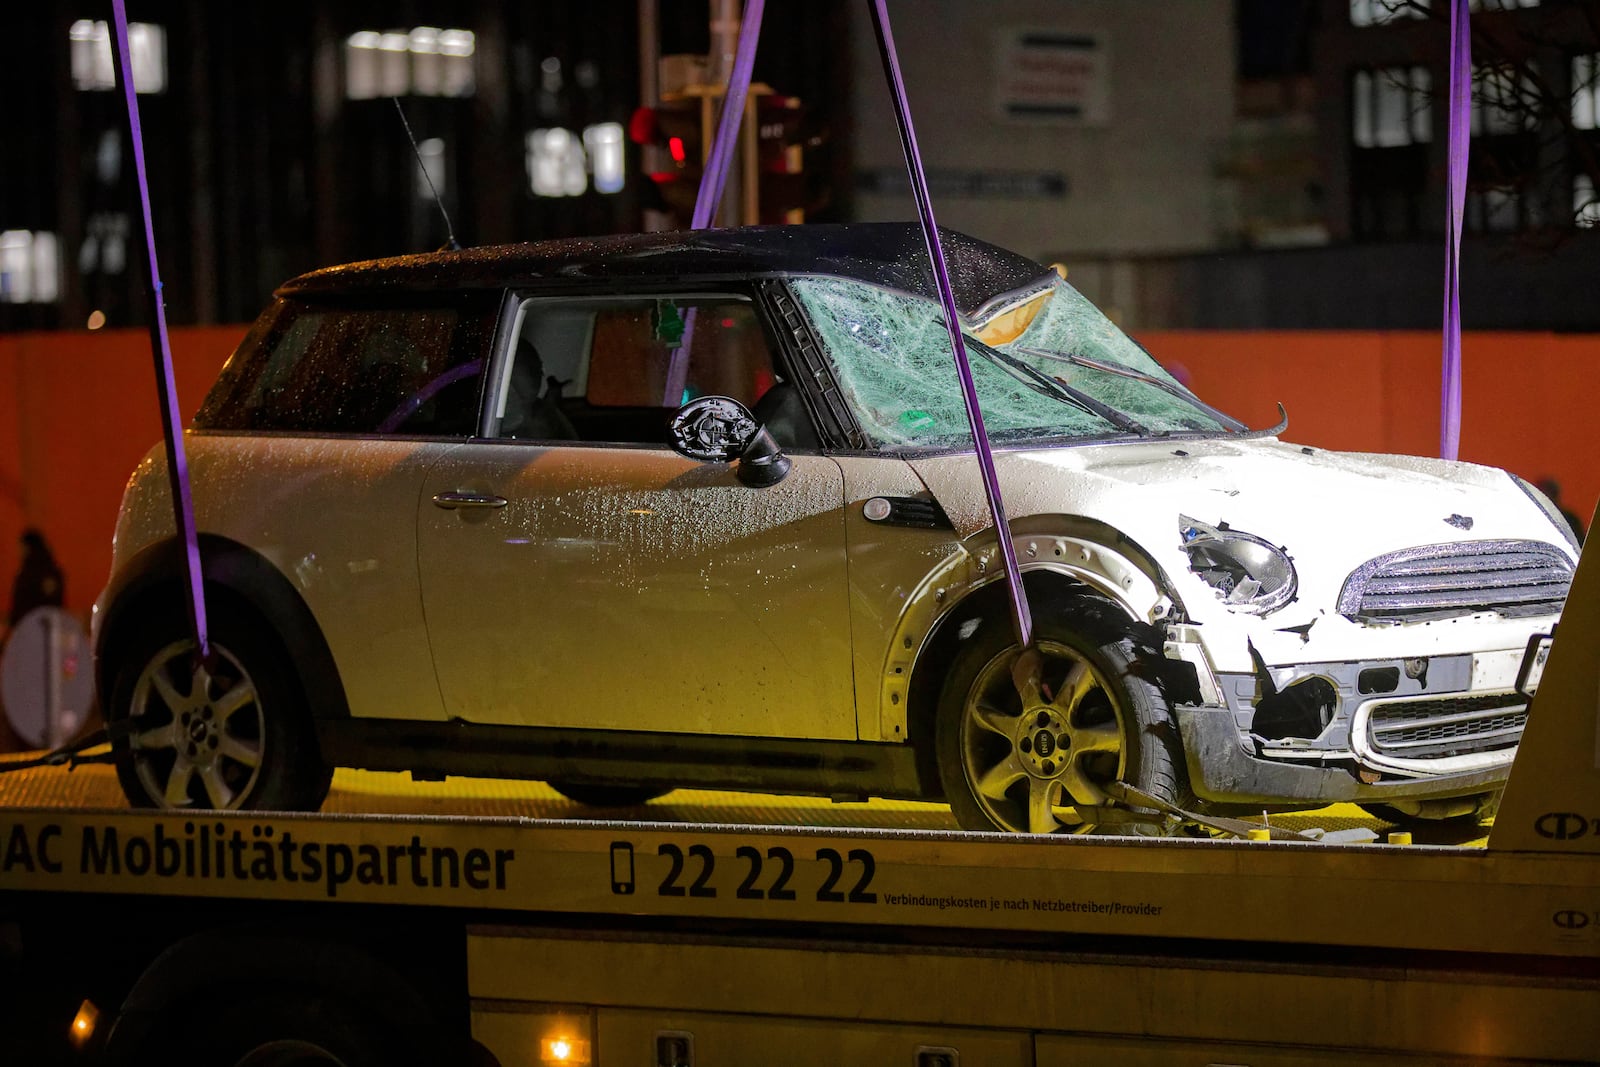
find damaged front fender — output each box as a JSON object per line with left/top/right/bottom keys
{"left": 879, "top": 529, "right": 1181, "bottom": 740}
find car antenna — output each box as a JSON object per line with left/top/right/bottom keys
{"left": 392, "top": 97, "right": 461, "bottom": 252}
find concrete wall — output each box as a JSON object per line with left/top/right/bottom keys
{"left": 1151, "top": 329, "right": 1598, "bottom": 532}
{"left": 848, "top": 0, "right": 1236, "bottom": 260}
{"left": 0, "top": 328, "right": 241, "bottom": 623}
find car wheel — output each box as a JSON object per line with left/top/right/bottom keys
{"left": 107, "top": 608, "right": 332, "bottom": 812}
{"left": 935, "top": 594, "right": 1187, "bottom": 835}
{"left": 548, "top": 782, "right": 673, "bottom": 807}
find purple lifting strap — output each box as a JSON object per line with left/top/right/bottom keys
{"left": 868, "top": 0, "right": 1033, "bottom": 649}
{"left": 111, "top": 0, "right": 209, "bottom": 658}
{"left": 662, "top": 0, "right": 767, "bottom": 406}
{"left": 692, "top": 0, "right": 765, "bottom": 230}
{"left": 1440, "top": 0, "right": 1470, "bottom": 461}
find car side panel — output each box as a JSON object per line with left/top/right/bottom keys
{"left": 108, "top": 435, "right": 453, "bottom": 722}
{"left": 831, "top": 455, "right": 966, "bottom": 743}
{"left": 415, "top": 443, "right": 856, "bottom": 739}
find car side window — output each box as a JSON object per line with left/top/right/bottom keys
{"left": 493, "top": 294, "right": 815, "bottom": 448}
{"left": 196, "top": 295, "right": 496, "bottom": 436}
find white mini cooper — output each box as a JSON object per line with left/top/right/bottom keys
{"left": 94, "top": 224, "right": 1577, "bottom": 833}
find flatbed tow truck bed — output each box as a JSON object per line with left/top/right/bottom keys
{"left": 0, "top": 762, "right": 1483, "bottom": 839}
{"left": 0, "top": 766, "right": 1594, "bottom": 1064}
{"left": 6, "top": 548, "right": 1600, "bottom": 1065}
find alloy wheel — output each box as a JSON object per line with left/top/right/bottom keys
{"left": 129, "top": 640, "right": 266, "bottom": 809}
{"left": 959, "top": 641, "right": 1127, "bottom": 834}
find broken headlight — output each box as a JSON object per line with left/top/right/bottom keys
{"left": 1179, "top": 516, "right": 1296, "bottom": 615}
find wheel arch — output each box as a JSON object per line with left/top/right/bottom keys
{"left": 95, "top": 534, "right": 350, "bottom": 724}
{"left": 105, "top": 919, "right": 463, "bottom": 1066}
{"left": 903, "top": 556, "right": 1193, "bottom": 800}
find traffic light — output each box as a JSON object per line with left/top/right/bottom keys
{"left": 630, "top": 97, "right": 706, "bottom": 226}
{"left": 632, "top": 85, "right": 822, "bottom": 228}
{"left": 755, "top": 94, "right": 813, "bottom": 224}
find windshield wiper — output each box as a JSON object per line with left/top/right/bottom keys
{"left": 1013, "top": 346, "right": 1245, "bottom": 432}
{"left": 961, "top": 335, "right": 1147, "bottom": 435}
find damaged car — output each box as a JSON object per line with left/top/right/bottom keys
{"left": 93, "top": 223, "right": 1578, "bottom": 832}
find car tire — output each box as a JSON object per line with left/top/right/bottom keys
{"left": 106, "top": 606, "right": 332, "bottom": 812}
{"left": 935, "top": 592, "right": 1188, "bottom": 835}
{"left": 548, "top": 782, "right": 673, "bottom": 807}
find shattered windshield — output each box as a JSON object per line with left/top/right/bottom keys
{"left": 791, "top": 275, "right": 1235, "bottom": 449}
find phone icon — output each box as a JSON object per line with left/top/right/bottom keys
{"left": 610, "top": 841, "right": 636, "bottom": 895}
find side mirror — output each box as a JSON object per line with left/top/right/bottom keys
{"left": 668, "top": 396, "right": 791, "bottom": 488}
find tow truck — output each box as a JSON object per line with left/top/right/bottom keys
{"left": 1, "top": 520, "right": 1598, "bottom": 1064}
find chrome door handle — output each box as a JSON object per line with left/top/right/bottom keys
{"left": 432, "top": 491, "right": 508, "bottom": 510}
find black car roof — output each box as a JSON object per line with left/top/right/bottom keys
{"left": 277, "top": 222, "right": 1055, "bottom": 318}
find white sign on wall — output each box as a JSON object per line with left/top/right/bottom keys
{"left": 994, "top": 28, "right": 1110, "bottom": 126}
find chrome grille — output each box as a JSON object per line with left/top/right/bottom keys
{"left": 1366, "top": 694, "right": 1527, "bottom": 759}
{"left": 1338, "top": 540, "right": 1572, "bottom": 623}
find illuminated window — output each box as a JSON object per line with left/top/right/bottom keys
{"left": 1352, "top": 67, "right": 1431, "bottom": 147}
{"left": 1578, "top": 175, "right": 1600, "bottom": 228}
{"left": 93, "top": 129, "right": 121, "bottom": 186}
{"left": 415, "top": 138, "right": 447, "bottom": 200}
{"left": 0, "top": 231, "right": 61, "bottom": 304}
{"left": 1472, "top": 64, "right": 1536, "bottom": 136}
{"left": 1578, "top": 56, "right": 1600, "bottom": 228}
{"left": 1466, "top": 65, "right": 1539, "bottom": 232}
{"left": 1353, "top": 0, "right": 1538, "bottom": 26}
{"left": 583, "top": 123, "right": 626, "bottom": 195}
{"left": 1575, "top": 54, "right": 1599, "bottom": 130}
{"left": 69, "top": 20, "right": 166, "bottom": 93}
{"left": 1350, "top": 67, "right": 1432, "bottom": 238}
{"left": 79, "top": 213, "right": 129, "bottom": 275}
{"left": 523, "top": 125, "right": 627, "bottom": 198}
{"left": 346, "top": 27, "right": 475, "bottom": 99}
{"left": 1350, "top": 0, "right": 1425, "bottom": 27}
{"left": 1469, "top": 187, "right": 1524, "bottom": 232}
{"left": 527, "top": 129, "right": 589, "bottom": 197}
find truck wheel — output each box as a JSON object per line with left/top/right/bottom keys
{"left": 116, "top": 989, "right": 427, "bottom": 1067}
{"left": 935, "top": 594, "right": 1187, "bottom": 834}
{"left": 105, "top": 930, "right": 455, "bottom": 1067}
{"left": 107, "top": 608, "right": 331, "bottom": 812}
{"left": 550, "top": 782, "right": 672, "bottom": 806}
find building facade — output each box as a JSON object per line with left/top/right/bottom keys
{"left": 3, "top": 2, "right": 1598, "bottom": 334}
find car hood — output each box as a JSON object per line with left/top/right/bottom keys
{"left": 907, "top": 435, "right": 1577, "bottom": 627}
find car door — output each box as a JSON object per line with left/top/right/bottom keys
{"left": 416, "top": 288, "right": 856, "bottom": 740}
{"left": 186, "top": 290, "right": 501, "bottom": 722}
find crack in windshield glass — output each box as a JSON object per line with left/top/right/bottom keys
{"left": 960, "top": 333, "right": 1145, "bottom": 434}
{"left": 791, "top": 275, "right": 1237, "bottom": 449}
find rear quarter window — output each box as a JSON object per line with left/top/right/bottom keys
{"left": 196, "top": 294, "right": 498, "bottom": 435}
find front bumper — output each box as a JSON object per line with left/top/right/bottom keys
{"left": 1176, "top": 701, "right": 1513, "bottom": 810}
